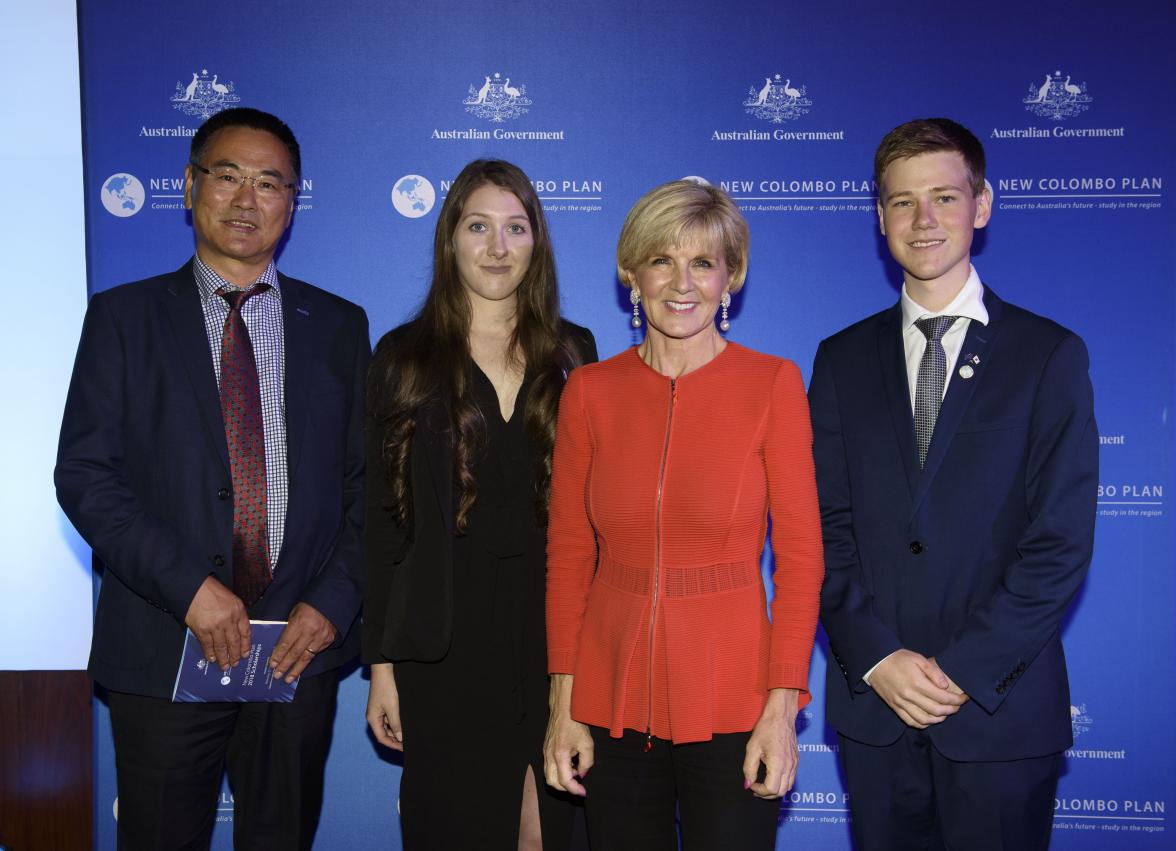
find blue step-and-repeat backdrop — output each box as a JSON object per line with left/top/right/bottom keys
{"left": 77, "top": 1, "right": 1173, "bottom": 847}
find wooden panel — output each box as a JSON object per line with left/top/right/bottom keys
{"left": 0, "top": 671, "right": 92, "bottom": 850}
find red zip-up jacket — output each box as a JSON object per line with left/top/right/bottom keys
{"left": 547, "top": 343, "right": 824, "bottom": 744}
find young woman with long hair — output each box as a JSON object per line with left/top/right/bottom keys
{"left": 363, "top": 159, "right": 596, "bottom": 850}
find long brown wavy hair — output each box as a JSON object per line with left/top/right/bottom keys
{"left": 368, "top": 159, "right": 583, "bottom": 533}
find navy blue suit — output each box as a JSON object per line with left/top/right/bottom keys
{"left": 810, "top": 287, "right": 1097, "bottom": 845}
{"left": 56, "top": 261, "right": 370, "bottom": 848}
{"left": 56, "top": 261, "right": 370, "bottom": 697}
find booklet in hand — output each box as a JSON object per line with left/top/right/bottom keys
{"left": 172, "top": 620, "right": 298, "bottom": 703}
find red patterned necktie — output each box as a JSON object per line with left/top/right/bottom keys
{"left": 218, "top": 285, "right": 271, "bottom": 605}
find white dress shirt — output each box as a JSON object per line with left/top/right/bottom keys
{"left": 900, "top": 265, "right": 988, "bottom": 412}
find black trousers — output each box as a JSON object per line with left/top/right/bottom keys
{"left": 583, "top": 727, "right": 780, "bottom": 851}
{"left": 839, "top": 729, "right": 1060, "bottom": 851}
{"left": 107, "top": 670, "right": 338, "bottom": 851}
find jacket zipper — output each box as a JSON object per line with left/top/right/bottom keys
{"left": 646, "top": 378, "right": 676, "bottom": 752}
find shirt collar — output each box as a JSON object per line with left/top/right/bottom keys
{"left": 900, "top": 264, "right": 987, "bottom": 332}
{"left": 192, "top": 254, "right": 281, "bottom": 302}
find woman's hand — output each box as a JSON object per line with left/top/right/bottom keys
{"left": 543, "top": 674, "right": 593, "bottom": 796}
{"left": 366, "top": 662, "right": 404, "bottom": 751}
{"left": 743, "top": 687, "right": 800, "bottom": 799}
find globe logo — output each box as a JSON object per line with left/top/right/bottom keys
{"left": 391, "top": 175, "right": 436, "bottom": 219}
{"left": 101, "top": 173, "right": 145, "bottom": 217}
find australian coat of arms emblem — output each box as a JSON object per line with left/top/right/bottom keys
{"left": 1023, "top": 71, "right": 1092, "bottom": 120}
{"left": 744, "top": 74, "right": 812, "bottom": 124}
{"left": 1070, "top": 703, "right": 1093, "bottom": 739}
{"left": 463, "top": 72, "right": 531, "bottom": 123}
{"left": 171, "top": 69, "right": 242, "bottom": 120}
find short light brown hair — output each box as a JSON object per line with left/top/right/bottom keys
{"left": 874, "top": 118, "right": 986, "bottom": 199}
{"left": 616, "top": 180, "right": 749, "bottom": 293}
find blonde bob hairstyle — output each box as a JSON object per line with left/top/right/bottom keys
{"left": 616, "top": 180, "right": 749, "bottom": 293}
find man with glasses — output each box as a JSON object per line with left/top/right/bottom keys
{"left": 56, "top": 107, "right": 369, "bottom": 849}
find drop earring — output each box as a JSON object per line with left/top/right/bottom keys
{"left": 719, "top": 292, "right": 731, "bottom": 332}
{"left": 630, "top": 288, "right": 642, "bottom": 328}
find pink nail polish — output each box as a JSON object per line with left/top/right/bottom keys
{"left": 743, "top": 779, "right": 751, "bottom": 790}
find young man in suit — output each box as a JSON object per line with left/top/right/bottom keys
{"left": 809, "top": 118, "right": 1097, "bottom": 850}
{"left": 56, "top": 108, "right": 370, "bottom": 849}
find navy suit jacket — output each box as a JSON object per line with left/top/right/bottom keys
{"left": 56, "top": 261, "right": 371, "bottom": 698}
{"left": 810, "top": 287, "right": 1097, "bottom": 761}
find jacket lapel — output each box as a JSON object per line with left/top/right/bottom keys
{"left": 163, "top": 262, "right": 230, "bottom": 474}
{"left": 280, "top": 274, "right": 312, "bottom": 485}
{"left": 877, "top": 304, "right": 921, "bottom": 500}
{"left": 909, "top": 288, "right": 1005, "bottom": 517}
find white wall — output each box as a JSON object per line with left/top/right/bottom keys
{"left": 0, "top": 0, "right": 93, "bottom": 668}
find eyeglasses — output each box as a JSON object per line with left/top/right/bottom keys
{"left": 190, "top": 163, "right": 296, "bottom": 197}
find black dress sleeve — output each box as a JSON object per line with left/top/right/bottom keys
{"left": 361, "top": 327, "right": 414, "bottom": 664}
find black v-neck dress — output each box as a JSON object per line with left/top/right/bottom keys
{"left": 393, "top": 366, "right": 574, "bottom": 849}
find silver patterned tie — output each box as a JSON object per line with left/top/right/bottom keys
{"left": 914, "top": 316, "right": 960, "bottom": 468}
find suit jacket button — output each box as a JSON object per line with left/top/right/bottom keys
{"left": 909, "top": 541, "right": 924, "bottom": 554}
{"left": 217, "top": 488, "right": 230, "bottom": 500}
{"left": 212, "top": 554, "right": 225, "bottom": 567}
